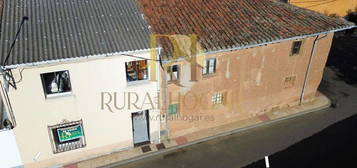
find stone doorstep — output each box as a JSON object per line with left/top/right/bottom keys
{"left": 69, "top": 94, "right": 330, "bottom": 168}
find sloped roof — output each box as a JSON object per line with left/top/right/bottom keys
{"left": 0, "top": 0, "right": 151, "bottom": 67}
{"left": 137, "top": 0, "right": 355, "bottom": 59}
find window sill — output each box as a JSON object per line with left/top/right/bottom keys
{"left": 127, "top": 80, "right": 151, "bottom": 86}
{"left": 212, "top": 103, "right": 225, "bottom": 109}
{"left": 168, "top": 80, "right": 180, "bottom": 84}
{"left": 289, "top": 53, "right": 300, "bottom": 56}
{"left": 202, "top": 73, "right": 217, "bottom": 79}
{"left": 46, "top": 92, "right": 73, "bottom": 99}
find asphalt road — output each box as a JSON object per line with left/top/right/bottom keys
{"left": 111, "top": 35, "right": 357, "bottom": 168}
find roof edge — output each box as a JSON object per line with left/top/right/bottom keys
{"left": 2, "top": 48, "right": 155, "bottom": 70}
{"left": 162, "top": 25, "right": 356, "bottom": 63}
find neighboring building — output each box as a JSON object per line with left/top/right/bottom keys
{"left": 137, "top": 0, "right": 355, "bottom": 139}
{"left": 282, "top": 0, "right": 357, "bottom": 16}
{"left": 0, "top": 0, "right": 355, "bottom": 167}
{"left": 0, "top": 0, "right": 161, "bottom": 167}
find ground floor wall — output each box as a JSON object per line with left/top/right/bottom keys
{"left": 163, "top": 33, "right": 334, "bottom": 138}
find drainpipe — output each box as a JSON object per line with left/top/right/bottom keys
{"left": 157, "top": 47, "right": 170, "bottom": 140}
{"left": 299, "top": 34, "right": 327, "bottom": 105}
{"left": 162, "top": 66, "right": 170, "bottom": 139}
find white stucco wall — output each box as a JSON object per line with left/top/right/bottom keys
{"left": 3, "top": 50, "right": 161, "bottom": 167}
{"left": 0, "top": 129, "right": 22, "bottom": 168}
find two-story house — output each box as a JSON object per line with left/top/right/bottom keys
{"left": 0, "top": 0, "right": 161, "bottom": 167}
{"left": 137, "top": 0, "right": 355, "bottom": 139}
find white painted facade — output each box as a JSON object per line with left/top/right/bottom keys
{"left": 0, "top": 50, "right": 161, "bottom": 168}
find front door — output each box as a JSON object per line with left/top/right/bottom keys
{"left": 132, "top": 110, "right": 150, "bottom": 146}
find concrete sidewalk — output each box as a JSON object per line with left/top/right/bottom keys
{"left": 65, "top": 94, "right": 330, "bottom": 168}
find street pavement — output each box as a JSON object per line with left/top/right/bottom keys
{"left": 109, "top": 67, "right": 357, "bottom": 168}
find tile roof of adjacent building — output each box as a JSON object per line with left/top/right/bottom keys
{"left": 0, "top": 0, "right": 151, "bottom": 67}
{"left": 137, "top": 0, "right": 355, "bottom": 59}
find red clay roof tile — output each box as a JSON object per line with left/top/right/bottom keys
{"left": 137, "top": 0, "right": 355, "bottom": 59}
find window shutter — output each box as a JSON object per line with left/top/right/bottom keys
{"left": 168, "top": 104, "right": 178, "bottom": 116}
{"left": 166, "top": 66, "right": 172, "bottom": 81}
{"left": 202, "top": 59, "right": 207, "bottom": 75}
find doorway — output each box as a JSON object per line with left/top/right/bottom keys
{"left": 132, "top": 110, "right": 150, "bottom": 146}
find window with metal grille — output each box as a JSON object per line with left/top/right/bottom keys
{"left": 202, "top": 58, "right": 216, "bottom": 75}
{"left": 41, "top": 70, "right": 72, "bottom": 97}
{"left": 48, "top": 120, "right": 86, "bottom": 154}
{"left": 291, "top": 41, "right": 302, "bottom": 55}
{"left": 212, "top": 93, "right": 223, "bottom": 105}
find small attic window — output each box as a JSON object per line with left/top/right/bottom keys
{"left": 291, "top": 41, "right": 302, "bottom": 55}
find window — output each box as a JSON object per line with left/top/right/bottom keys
{"left": 212, "top": 93, "right": 223, "bottom": 105}
{"left": 284, "top": 76, "right": 296, "bottom": 88}
{"left": 168, "top": 104, "right": 179, "bottom": 116}
{"left": 291, "top": 41, "right": 302, "bottom": 55}
{"left": 48, "top": 120, "right": 86, "bottom": 154}
{"left": 167, "top": 65, "right": 180, "bottom": 81}
{"left": 202, "top": 58, "right": 216, "bottom": 75}
{"left": 41, "top": 71, "right": 71, "bottom": 97}
{"left": 126, "top": 60, "right": 148, "bottom": 82}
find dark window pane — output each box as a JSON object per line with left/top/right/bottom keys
{"left": 172, "top": 65, "right": 178, "bottom": 72}
{"left": 291, "top": 41, "right": 302, "bottom": 55}
{"left": 41, "top": 71, "right": 72, "bottom": 96}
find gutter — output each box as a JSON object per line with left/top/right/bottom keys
{"left": 2, "top": 26, "right": 355, "bottom": 69}
{"left": 1, "top": 48, "right": 154, "bottom": 70}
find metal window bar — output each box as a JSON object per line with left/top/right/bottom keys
{"left": 48, "top": 120, "right": 86, "bottom": 154}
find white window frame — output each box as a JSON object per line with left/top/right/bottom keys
{"left": 167, "top": 64, "right": 180, "bottom": 81}
{"left": 41, "top": 70, "right": 72, "bottom": 98}
{"left": 202, "top": 58, "right": 216, "bottom": 75}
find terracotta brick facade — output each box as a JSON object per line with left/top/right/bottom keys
{"left": 162, "top": 33, "right": 334, "bottom": 138}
